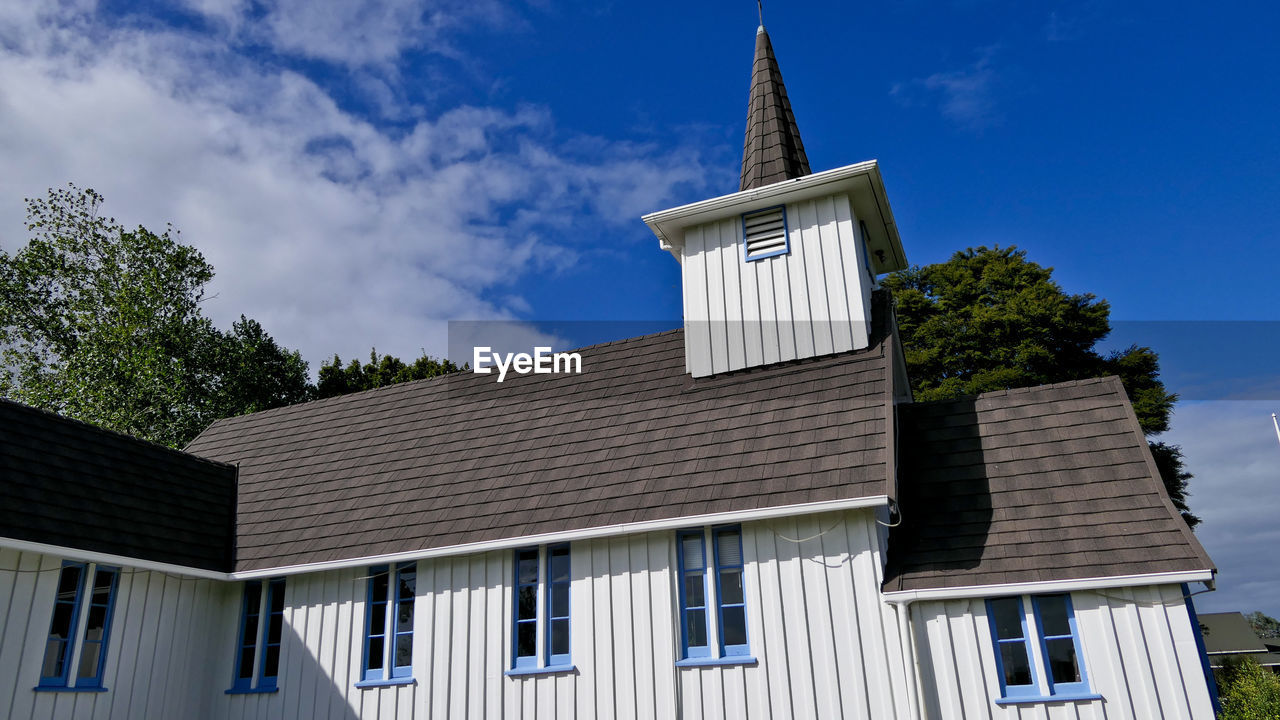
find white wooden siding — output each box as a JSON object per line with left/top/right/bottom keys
{"left": 680, "top": 192, "right": 874, "bottom": 377}
{"left": 0, "top": 548, "right": 224, "bottom": 720}
{"left": 910, "top": 584, "right": 1214, "bottom": 720}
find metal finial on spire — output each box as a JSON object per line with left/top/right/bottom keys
{"left": 757, "top": 0, "right": 764, "bottom": 27}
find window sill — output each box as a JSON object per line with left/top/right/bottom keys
{"left": 995, "top": 693, "right": 1103, "bottom": 705}
{"left": 34, "top": 686, "right": 108, "bottom": 693}
{"left": 225, "top": 686, "right": 280, "bottom": 695}
{"left": 675, "top": 656, "right": 758, "bottom": 668}
{"left": 505, "top": 664, "right": 578, "bottom": 677}
{"left": 355, "top": 677, "right": 417, "bottom": 689}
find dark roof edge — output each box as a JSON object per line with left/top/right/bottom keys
{"left": 1, "top": 399, "right": 236, "bottom": 472}
{"left": 1107, "top": 375, "right": 1217, "bottom": 576}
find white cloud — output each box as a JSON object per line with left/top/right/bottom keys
{"left": 0, "top": 1, "right": 707, "bottom": 372}
{"left": 1161, "top": 401, "right": 1280, "bottom": 619}
{"left": 891, "top": 47, "right": 1002, "bottom": 131}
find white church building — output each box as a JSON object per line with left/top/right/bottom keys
{"left": 0, "top": 22, "right": 1218, "bottom": 720}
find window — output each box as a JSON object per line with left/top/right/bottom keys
{"left": 38, "top": 561, "right": 119, "bottom": 690}
{"left": 986, "top": 593, "right": 1094, "bottom": 703}
{"left": 510, "top": 544, "right": 571, "bottom": 673}
{"left": 362, "top": 563, "right": 416, "bottom": 683}
{"left": 230, "top": 578, "right": 285, "bottom": 693}
{"left": 742, "top": 206, "right": 789, "bottom": 261}
{"left": 677, "top": 526, "right": 752, "bottom": 663}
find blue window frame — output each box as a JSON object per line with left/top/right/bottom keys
{"left": 677, "top": 526, "right": 750, "bottom": 660}
{"left": 38, "top": 561, "right": 119, "bottom": 690}
{"left": 230, "top": 578, "right": 285, "bottom": 692}
{"left": 1032, "top": 594, "right": 1090, "bottom": 695}
{"left": 362, "top": 563, "right": 416, "bottom": 681}
{"left": 987, "top": 593, "right": 1094, "bottom": 702}
{"left": 986, "top": 596, "right": 1039, "bottom": 699}
{"left": 511, "top": 544, "right": 571, "bottom": 671}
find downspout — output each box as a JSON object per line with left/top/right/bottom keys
{"left": 891, "top": 599, "right": 924, "bottom": 719}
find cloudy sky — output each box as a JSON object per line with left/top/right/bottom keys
{"left": 1, "top": 2, "right": 1277, "bottom": 616}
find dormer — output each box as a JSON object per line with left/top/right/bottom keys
{"left": 643, "top": 25, "right": 907, "bottom": 378}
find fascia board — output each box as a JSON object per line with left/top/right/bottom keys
{"left": 881, "top": 569, "right": 1216, "bottom": 604}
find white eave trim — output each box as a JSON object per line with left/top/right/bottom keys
{"left": 0, "top": 536, "right": 230, "bottom": 581}
{"left": 641, "top": 159, "right": 905, "bottom": 271}
{"left": 643, "top": 159, "right": 880, "bottom": 230}
{"left": 232, "top": 495, "right": 890, "bottom": 580}
{"left": 881, "top": 568, "right": 1217, "bottom": 603}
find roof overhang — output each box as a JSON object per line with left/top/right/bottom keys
{"left": 642, "top": 159, "right": 907, "bottom": 274}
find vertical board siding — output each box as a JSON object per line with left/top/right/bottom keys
{"left": 0, "top": 549, "right": 224, "bottom": 720}
{"left": 681, "top": 193, "right": 874, "bottom": 377}
{"left": 675, "top": 509, "right": 909, "bottom": 720}
{"left": 911, "top": 584, "right": 1214, "bottom": 720}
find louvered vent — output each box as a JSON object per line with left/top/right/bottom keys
{"left": 741, "top": 206, "right": 789, "bottom": 261}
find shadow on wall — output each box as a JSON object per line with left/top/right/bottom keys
{"left": 218, "top": 610, "right": 365, "bottom": 720}
{"left": 886, "top": 398, "right": 993, "bottom": 585}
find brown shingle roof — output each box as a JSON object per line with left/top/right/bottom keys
{"left": 883, "top": 376, "right": 1214, "bottom": 592}
{"left": 740, "top": 26, "right": 811, "bottom": 191}
{"left": 188, "top": 320, "right": 894, "bottom": 572}
{"left": 0, "top": 400, "right": 237, "bottom": 571}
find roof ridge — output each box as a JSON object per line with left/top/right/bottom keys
{"left": 192, "top": 328, "right": 689, "bottom": 434}
{"left": 904, "top": 376, "right": 1118, "bottom": 409}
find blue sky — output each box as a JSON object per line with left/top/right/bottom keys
{"left": 1, "top": 1, "right": 1277, "bottom": 617}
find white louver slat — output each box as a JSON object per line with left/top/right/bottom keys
{"left": 741, "top": 206, "right": 789, "bottom": 261}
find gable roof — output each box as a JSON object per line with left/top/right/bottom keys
{"left": 0, "top": 400, "right": 237, "bottom": 572}
{"left": 883, "top": 376, "right": 1214, "bottom": 592}
{"left": 1199, "top": 612, "right": 1269, "bottom": 655}
{"left": 187, "top": 306, "right": 896, "bottom": 573}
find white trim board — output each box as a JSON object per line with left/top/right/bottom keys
{"left": 881, "top": 569, "right": 1216, "bottom": 603}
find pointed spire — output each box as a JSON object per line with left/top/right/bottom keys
{"left": 740, "top": 24, "right": 811, "bottom": 191}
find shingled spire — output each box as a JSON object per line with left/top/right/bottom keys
{"left": 740, "top": 25, "right": 811, "bottom": 191}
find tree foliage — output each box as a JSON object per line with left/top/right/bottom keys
{"left": 1248, "top": 612, "right": 1280, "bottom": 640}
{"left": 0, "top": 185, "right": 311, "bottom": 448}
{"left": 1217, "top": 656, "right": 1280, "bottom": 719}
{"left": 884, "top": 246, "right": 1198, "bottom": 527}
{"left": 317, "top": 350, "right": 459, "bottom": 399}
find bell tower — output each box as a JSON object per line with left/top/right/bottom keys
{"left": 643, "top": 20, "right": 908, "bottom": 378}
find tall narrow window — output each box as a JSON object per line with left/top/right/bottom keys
{"left": 38, "top": 561, "right": 119, "bottom": 690}
{"left": 1032, "top": 594, "right": 1089, "bottom": 695}
{"left": 75, "top": 567, "right": 120, "bottom": 688}
{"left": 677, "top": 530, "right": 710, "bottom": 659}
{"left": 510, "top": 544, "right": 572, "bottom": 673}
{"left": 987, "top": 596, "right": 1037, "bottom": 698}
{"left": 546, "top": 545, "right": 571, "bottom": 667}
{"left": 677, "top": 525, "right": 752, "bottom": 663}
{"left": 229, "top": 578, "right": 285, "bottom": 693}
{"left": 713, "top": 527, "right": 748, "bottom": 657}
{"left": 362, "top": 563, "right": 416, "bottom": 683}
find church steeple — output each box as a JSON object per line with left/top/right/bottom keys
{"left": 740, "top": 25, "right": 811, "bottom": 191}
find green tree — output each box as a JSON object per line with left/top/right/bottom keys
{"left": 1247, "top": 612, "right": 1280, "bottom": 640}
{"left": 0, "top": 184, "right": 311, "bottom": 447}
{"left": 317, "top": 349, "right": 459, "bottom": 399}
{"left": 1217, "top": 656, "right": 1280, "bottom": 719}
{"left": 884, "top": 245, "right": 1198, "bottom": 527}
